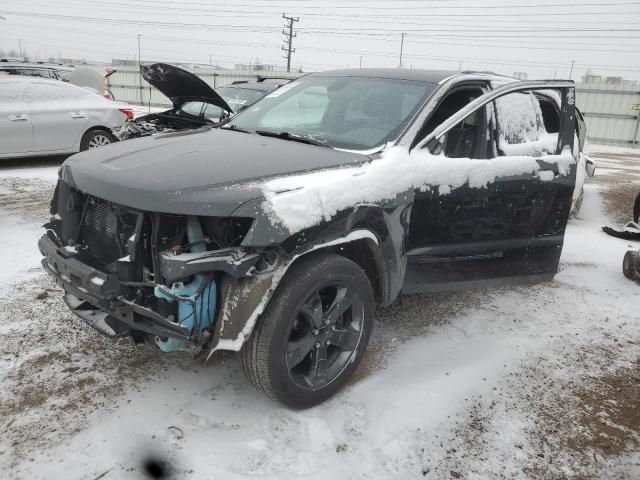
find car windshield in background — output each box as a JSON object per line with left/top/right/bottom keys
{"left": 216, "top": 86, "right": 269, "bottom": 111}
{"left": 227, "top": 76, "right": 436, "bottom": 150}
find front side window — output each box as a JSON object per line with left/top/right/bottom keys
{"left": 419, "top": 86, "right": 487, "bottom": 159}
{"left": 494, "top": 92, "right": 557, "bottom": 156}
{"left": 228, "top": 76, "right": 436, "bottom": 150}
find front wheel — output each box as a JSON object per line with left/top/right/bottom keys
{"left": 80, "top": 129, "right": 116, "bottom": 151}
{"left": 241, "top": 253, "right": 374, "bottom": 409}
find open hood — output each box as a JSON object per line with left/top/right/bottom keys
{"left": 141, "top": 63, "right": 232, "bottom": 113}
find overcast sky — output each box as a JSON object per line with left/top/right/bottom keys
{"left": 1, "top": 0, "right": 639, "bottom": 81}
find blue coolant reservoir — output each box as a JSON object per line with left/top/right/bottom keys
{"left": 154, "top": 217, "right": 217, "bottom": 353}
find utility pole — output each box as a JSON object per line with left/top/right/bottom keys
{"left": 398, "top": 33, "right": 405, "bottom": 68}
{"left": 359, "top": 56, "right": 363, "bottom": 68}
{"left": 18, "top": 39, "right": 22, "bottom": 58}
{"left": 137, "top": 34, "right": 143, "bottom": 105}
{"left": 282, "top": 14, "right": 299, "bottom": 72}
{"left": 569, "top": 60, "right": 575, "bottom": 80}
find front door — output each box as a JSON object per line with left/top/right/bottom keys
{"left": 404, "top": 81, "right": 576, "bottom": 293}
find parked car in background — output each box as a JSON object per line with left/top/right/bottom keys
{"left": 118, "top": 63, "right": 290, "bottom": 139}
{"left": 40, "top": 69, "right": 580, "bottom": 408}
{"left": 0, "top": 76, "right": 133, "bottom": 159}
{"left": 196, "top": 78, "right": 293, "bottom": 121}
{"left": 0, "top": 58, "right": 74, "bottom": 81}
{"left": 0, "top": 59, "right": 117, "bottom": 100}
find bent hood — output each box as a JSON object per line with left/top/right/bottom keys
{"left": 61, "top": 128, "right": 370, "bottom": 216}
{"left": 141, "top": 63, "right": 232, "bottom": 113}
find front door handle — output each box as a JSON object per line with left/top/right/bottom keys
{"left": 8, "top": 114, "right": 29, "bottom": 121}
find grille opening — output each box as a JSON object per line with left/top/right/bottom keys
{"left": 80, "top": 196, "right": 140, "bottom": 268}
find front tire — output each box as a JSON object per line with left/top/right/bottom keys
{"left": 241, "top": 253, "right": 374, "bottom": 409}
{"left": 80, "top": 129, "right": 116, "bottom": 151}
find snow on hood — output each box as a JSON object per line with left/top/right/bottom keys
{"left": 262, "top": 146, "right": 575, "bottom": 233}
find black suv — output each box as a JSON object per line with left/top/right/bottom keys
{"left": 39, "top": 69, "right": 584, "bottom": 408}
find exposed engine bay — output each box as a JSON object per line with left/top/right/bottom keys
{"left": 117, "top": 110, "right": 215, "bottom": 140}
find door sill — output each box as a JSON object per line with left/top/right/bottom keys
{"left": 401, "top": 272, "right": 555, "bottom": 294}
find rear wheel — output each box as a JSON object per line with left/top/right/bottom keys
{"left": 622, "top": 251, "right": 638, "bottom": 279}
{"left": 241, "top": 253, "right": 374, "bottom": 409}
{"left": 80, "top": 129, "right": 115, "bottom": 151}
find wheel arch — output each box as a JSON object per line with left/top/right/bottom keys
{"left": 299, "top": 236, "right": 386, "bottom": 305}
{"left": 208, "top": 228, "right": 389, "bottom": 356}
{"left": 78, "top": 125, "right": 118, "bottom": 151}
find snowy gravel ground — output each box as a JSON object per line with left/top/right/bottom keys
{"left": 0, "top": 147, "right": 638, "bottom": 480}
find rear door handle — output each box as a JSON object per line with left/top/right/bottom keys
{"left": 8, "top": 114, "right": 29, "bottom": 121}
{"left": 70, "top": 112, "right": 87, "bottom": 119}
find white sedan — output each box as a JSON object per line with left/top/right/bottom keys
{"left": 0, "top": 76, "right": 133, "bottom": 159}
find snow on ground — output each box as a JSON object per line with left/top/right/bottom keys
{"left": 0, "top": 157, "right": 639, "bottom": 480}
{"left": 589, "top": 143, "right": 640, "bottom": 156}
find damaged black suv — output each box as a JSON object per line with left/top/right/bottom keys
{"left": 40, "top": 69, "right": 584, "bottom": 408}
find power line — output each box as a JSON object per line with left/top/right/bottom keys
{"left": 23, "top": 0, "right": 639, "bottom": 10}
{"left": 4, "top": 11, "right": 640, "bottom": 38}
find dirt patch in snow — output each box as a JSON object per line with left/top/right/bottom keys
{"left": 589, "top": 152, "right": 640, "bottom": 224}
{"left": 599, "top": 182, "right": 639, "bottom": 224}
{"left": 524, "top": 353, "right": 640, "bottom": 480}
{"left": 0, "top": 177, "right": 55, "bottom": 224}
{"left": 0, "top": 276, "right": 195, "bottom": 465}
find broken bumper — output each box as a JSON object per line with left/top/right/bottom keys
{"left": 38, "top": 234, "right": 190, "bottom": 340}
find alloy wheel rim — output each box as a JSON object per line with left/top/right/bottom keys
{"left": 88, "top": 134, "right": 111, "bottom": 148}
{"left": 285, "top": 282, "right": 364, "bottom": 390}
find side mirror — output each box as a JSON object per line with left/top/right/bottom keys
{"left": 585, "top": 155, "right": 596, "bottom": 177}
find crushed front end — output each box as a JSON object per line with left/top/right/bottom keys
{"left": 39, "top": 179, "right": 283, "bottom": 354}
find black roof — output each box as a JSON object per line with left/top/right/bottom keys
{"left": 310, "top": 68, "right": 461, "bottom": 83}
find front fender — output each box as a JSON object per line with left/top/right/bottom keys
{"left": 208, "top": 199, "right": 414, "bottom": 355}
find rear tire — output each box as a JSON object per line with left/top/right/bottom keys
{"left": 622, "top": 251, "right": 638, "bottom": 279}
{"left": 241, "top": 253, "right": 374, "bottom": 409}
{"left": 80, "top": 129, "right": 116, "bottom": 151}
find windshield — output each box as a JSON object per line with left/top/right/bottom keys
{"left": 227, "top": 75, "right": 436, "bottom": 150}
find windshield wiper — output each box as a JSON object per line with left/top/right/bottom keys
{"left": 221, "top": 124, "right": 253, "bottom": 134}
{"left": 254, "top": 130, "right": 331, "bottom": 148}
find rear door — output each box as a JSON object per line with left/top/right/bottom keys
{"left": 404, "top": 80, "right": 576, "bottom": 292}
{"left": 0, "top": 81, "right": 36, "bottom": 155}
{"left": 25, "top": 81, "right": 90, "bottom": 153}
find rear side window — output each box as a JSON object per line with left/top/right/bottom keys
{"left": 494, "top": 92, "right": 556, "bottom": 156}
